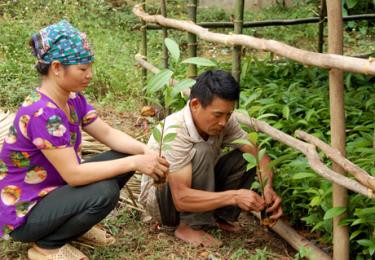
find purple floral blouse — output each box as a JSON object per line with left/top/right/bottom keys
{"left": 0, "top": 89, "right": 97, "bottom": 239}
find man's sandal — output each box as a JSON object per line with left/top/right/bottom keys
{"left": 77, "top": 225, "right": 116, "bottom": 246}
{"left": 28, "top": 244, "right": 87, "bottom": 260}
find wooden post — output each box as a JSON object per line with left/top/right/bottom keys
{"left": 140, "top": 0, "right": 148, "bottom": 87}
{"left": 326, "top": 1, "right": 349, "bottom": 259}
{"left": 187, "top": 0, "right": 197, "bottom": 78}
{"left": 318, "top": 0, "right": 326, "bottom": 53}
{"left": 232, "top": 0, "right": 244, "bottom": 82}
{"left": 161, "top": 0, "right": 169, "bottom": 68}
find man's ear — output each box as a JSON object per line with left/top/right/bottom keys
{"left": 190, "top": 98, "right": 201, "bottom": 111}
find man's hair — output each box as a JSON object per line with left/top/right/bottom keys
{"left": 189, "top": 70, "right": 240, "bottom": 108}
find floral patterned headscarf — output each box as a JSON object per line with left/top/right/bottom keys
{"left": 31, "top": 20, "right": 94, "bottom": 65}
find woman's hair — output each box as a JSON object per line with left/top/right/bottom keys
{"left": 29, "top": 38, "right": 50, "bottom": 75}
{"left": 189, "top": 70, "right": 240, "bottom": 108}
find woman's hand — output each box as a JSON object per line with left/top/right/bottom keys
{"left": 133, "top": 153, "right": 169, "bottom": 181}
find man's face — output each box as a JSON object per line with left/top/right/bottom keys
{"left": 190, "top": 96, "right": 235, "bottom": 138}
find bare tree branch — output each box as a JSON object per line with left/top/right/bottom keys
{"left": 133, "top": 4, "right": 375, "bottom": 76}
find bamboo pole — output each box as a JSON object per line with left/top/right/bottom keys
{"left": 134, "top": 54, "right": 375, "bottom": 200}
{"left": 232, "top": 0, "right": 244, "bottom": 82}
{"left": 140, "top": 0, "right": 148, "bottom": 88}
{"left": 135, "top": 14, "right": 375, "bottom": 30}
{"left": 132, "top": 5, "right": 375, "bottom": 76}
{"left": 187, "top": 0, "right": 197, "bottom": 78}
{"left": 318, "top": 0, "right": 326, "bottom": 53}
{"left": 326, "top": 1, "right": 349, "bottom": 259}
{"left": 251, "top": 212, "right": 331, "bottom": 260}
{"left": 160, "top": 0, "right": 169, "bottom": 69}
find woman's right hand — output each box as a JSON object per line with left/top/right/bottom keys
{"left": 133, "top": 154, "right": 169, "bottom": 181}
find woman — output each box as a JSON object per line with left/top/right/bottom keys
{"left": 0, "top": 20, "right": 169, "bottom": 260}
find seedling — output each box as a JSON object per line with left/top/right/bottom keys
{"left": 233, "top": 132, "right": 274, "bottom": 226}
{"left": 146, "top": 38, "right": 217, "bottom": 185}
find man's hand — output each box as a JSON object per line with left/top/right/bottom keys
{"left": 264, "top": 186, "right": 283, "bottom": 220}
{"left": 234, "top": 189, "right": 266, "bottom": 212}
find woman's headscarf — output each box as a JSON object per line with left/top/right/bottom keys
{"left": 31, "top": 20, "right": 94, "bottom": 65}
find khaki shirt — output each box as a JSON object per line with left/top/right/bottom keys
{"left": 139, "top": 102, "right": 247, "bottom": 220}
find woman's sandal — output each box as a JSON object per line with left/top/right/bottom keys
{"left": 77, "top": 225, "right": 116, "bottom": 246}
{"left": 28, "top": 244, "right": 88, "bottom": 260}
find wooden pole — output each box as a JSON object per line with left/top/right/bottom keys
{"left": 136, "top": 14, "right": 375, "bottom": 30}
{"left": 318, "top": 0, "right": 326, "bottom": 53}
{"left": 160, "top": 0, "right": 169, "bottom": 69}
{"left": 232, "top": 0, "right": 244, "bottom": 82}
{"left": 187, "top": 0, "right": 198, "bottom": 78}
{"left": 132, "top": 5, "right": 375, "bottom": 76}
{"left": 140, "top": 0, "right": 148, "bottom": 88}
{"left": 326, "top": 1, "right": 349, "bottom": 259}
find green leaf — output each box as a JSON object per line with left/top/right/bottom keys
{"left": 166, "top": 125, "right": 181, "bottom": 129}
{"left": 282, "top": 105, "right": 290, "bottom": 120}
{"left": 243, "top": 153, "right": 257, "bottom": 170}
{"left": 350, "top": 230, "right": 364, "bottom": 240}
{"left": 256, "top": 113, "right": 278, "bottom": 120}
{"left": 232, "top": 138, "right": 252, "bottom": 146}
{"left": 235, "top": 108, "right": 249, "bottom": 117}
{"left": 182, "top": 57, "right": 217, "bottom": 67}
{"left": 164, "top": 38, "right": 180, "bottom": 62}
{"left": 161, "top": 144, "right": 172, "bottom": 151}
{"left": 309, "top": 196, "right": 321, "bottom": 207}
{"left": 248, "top": 132, "right": 258, "bottom": 145}
{"left": 258, "top": 148, "right": 267, "bottom": 161}
{"left": 323, "top": 207, "right": 347, "bottom": 220}
{"left": 292, "top": 172, "right": 317, "bottom": 180}
{"left": 346, "top": 0, "right": 358, "bottom": 9}
{"left": 152, "top": 127, "right": 162, "bottom": 143}
{"left": 357, "top": 239, "right": 375, "bottom": 247}
{"left": 171, "top": 78, "right": 196, "bottom": 97}
{"left": 147, "top": 69, "right": 173, "bottom": 93}
{"left": 162, "top": 132, "right": 177, "bottom": 143}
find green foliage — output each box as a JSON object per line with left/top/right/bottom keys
{"left": 0, "top": 0, "right": 142, "bottom": 109}
{"left": 240, "top": 57, "right": 375, "bottom": 257}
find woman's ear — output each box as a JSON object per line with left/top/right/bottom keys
{"left": 50, "top": 61, "right": 63, "bottom": 77}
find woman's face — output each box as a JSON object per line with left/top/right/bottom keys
{"left": 57, "top": 63, "right": 93, "bottom": 92}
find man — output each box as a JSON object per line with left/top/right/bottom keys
{"left": 139, "top": 70, "right": 282, "bottom": 246}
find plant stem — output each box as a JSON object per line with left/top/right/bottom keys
{"left": 158, "top": 118, "right": 166, "bottom": 156}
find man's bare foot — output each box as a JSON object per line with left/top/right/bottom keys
{"left": 174, "top": 223, "right": 222, "bottom": 247}
{"left": 216, "top": 219, "right": 242, "bottom": 233}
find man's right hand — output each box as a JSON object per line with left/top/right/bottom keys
{"left": 133, "top": 154, "right": 169, "bottom": 181}
{"left": 234, "top": 189, "right": 266, "bottom": 212}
